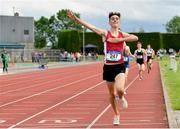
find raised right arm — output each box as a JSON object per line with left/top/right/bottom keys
{"left": 67, "top": 10, "right": 106, "bottom": 36}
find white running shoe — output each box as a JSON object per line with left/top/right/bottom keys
{"left": 113, "top": 115, "right": 120, "bottom": 125}
{"left": 139, "top": 76, "right": 143, "bottom": 80}
{"left": 121, "top": 97, "right": 128, "bottom": 109}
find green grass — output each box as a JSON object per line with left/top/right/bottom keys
{"left": 97, "top": 55, "right": 104, "bottom": 61}
{"left": 160, "top": 56, "right": 180, "bottom": 110}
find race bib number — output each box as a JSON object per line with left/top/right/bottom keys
{"left": 137, "top": 55, "right": 143, "bottom": 59}
{"left": 106, "top": 51, "right": 121, "bottom": 61}
{"left": 124, "top": 57, "right": 128, "bottom": 62}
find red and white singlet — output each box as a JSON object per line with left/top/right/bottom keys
{"left": 104, "top": 31, "right": 124, "bottom": 64}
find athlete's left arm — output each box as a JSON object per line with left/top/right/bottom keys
{"left": 134, "top": 50, "right": 137, "bottom": 58}
{"left": 129, "top": 50, "right": 135, "bottom": 58}
{"left": 152, "top": 49, "right": 155, "bottom": 58}
{"left": 122, "top": 32, "right": 138, "bottom": 42}
{"left": 143, "top": 49, "right": 147, "bottom": 61}
{"left": 106, "top": 32, "right": 138, "bottom": 43}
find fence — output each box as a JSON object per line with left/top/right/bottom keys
{"left": 0, "top": 48, "right": 99, "bottom": 63}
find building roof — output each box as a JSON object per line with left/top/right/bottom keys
{"left": 0, "top": 42, "right": 25, "bottom": 49}
{"left": 0, "top": 15, "right": 34, "bottom": 19}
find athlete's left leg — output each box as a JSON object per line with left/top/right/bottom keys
{"left": 139, "top": 64, "right": 145, "bottom": 80}
{"left": 114, "top": 73, "right": 128, "bottom": 109}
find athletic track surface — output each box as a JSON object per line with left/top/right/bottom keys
{"left": 0, "top": 61, "right": 168, "bottom": 128}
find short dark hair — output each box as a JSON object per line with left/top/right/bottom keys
{"left": 137, "top": 41, "right": 142, "bottom": 45}
{"left": 109, "top": 12, "right": 121, "bottom": 19}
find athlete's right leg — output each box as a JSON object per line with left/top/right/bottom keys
{"left": 141, "top": 63, "right": 145, "bottom": 71}
{"left": 149, "top": 59, "right": 152, "bottom": 69}
{"left": 147, "top": 61, "right": 150, "bottom": 73}
{"left": 139, "top": 64, "right": 145, "bottom": 80}
{"left": 140, "top": 64, "right": 145, "bottom": 79}
{"left": 137, "top": 64, "right": 142, "bottom": 79}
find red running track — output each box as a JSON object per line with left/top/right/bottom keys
{"left": 0, "top": 62, "right": 168, "bottom": 128}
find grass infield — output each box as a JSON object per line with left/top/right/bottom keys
{"left": 160, "top": 56, "right": 180, "bottom": 110}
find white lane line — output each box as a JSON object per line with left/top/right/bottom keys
{"left": 12, "top": 104, "right": 46, "bottom": 107}
{"left": 23, "top": 101, "right": 50, "bottom": 104}
{"left": 7, "top": 81, "right": 105, "bottom": 129}
{"left": 0, "top": 62, "right": 99, "bottom": 83}
{"left": 121, "top": 112, "right": 155, "bottom": 114}
{"left": 0, "top": 70, "right": 60, "bottom": 84}
{"left": 0, "top": 68, "right": 89, "bottom": 88}
{"left": 67, "top": 104, "right": 101, "bottom": 106}
{"left": 52, "top": 112, "right": 91, "bottom": 115}
{"left": 0, "top": 64, "right": 83, "bottom": 82}
{"left": 86, "top": 104, "right": 111, "bottom": 129}
{"left": 0, "top": 71, "right": 92, "bottom": 95}
{"left": 0, "top": 113, "right": 26, "bottom": 115}
{"left": 42, "top": 117, "right": 84, "bottom": 119}
{"left": 0, "top": 73, "right": 101, "bottom": 108}
{"left": 86, "top": 75, "right": 139, "bottom": 129}
{"left": 2, "top": 108, "right": 37, "bottom": 111}
{"left": 57, "top": 107, "right": 97, "bottom": 110}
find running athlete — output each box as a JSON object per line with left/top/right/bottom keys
{"left": 146, "top": 44, "right": 154, "bottom": 73}
{"left": 67, "top": 10, "right": 138, "bottom": 125}
{"left": 134, "top": 42, "right": 147, "bottom": 80}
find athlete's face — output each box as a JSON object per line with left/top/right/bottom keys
{"left": 147, "top": 45, "right": 151, "bottom": 49}
{"left": 137, "top": 43, "right": 142, "bottom": 49}
{"left": 109, "top": 15, "right": 120, "bottom": 28}
{"left": 3, "top": 49, "right": 7, "bottom": 53}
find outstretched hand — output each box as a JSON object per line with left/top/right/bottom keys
{"left": 67, "top": 10, "right": 77, "bottom": 21}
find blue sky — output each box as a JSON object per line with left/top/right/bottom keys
{"left": 0, "top": 0, "right": 180, "bottom": 32}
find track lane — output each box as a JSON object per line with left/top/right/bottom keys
{"left": 2, "top": 63, "right": 137, "bottom": 128}
{"left": 1, "top": 73, "right": 103, "bottom": 128}
{"left": 87, "top": 61, "right": 168, "bottom": 128}
{"left": 0, "top": 63, "right": 101, "bottom": 89}
{"left": 0, "top": 63, "right": 101, "bottom": 84}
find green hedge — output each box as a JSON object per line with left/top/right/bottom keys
{"left": 81, "top": 32, "right": 103, "bottom": 53}
{"left": 58, "top": 30, "right": 81, "bottom": 52}
{"left": 161, "top": 33, "right": 180, "bottom": 51}
{"left": 126, "top": 32, "right": 162, "bottom": 52}
{"left": 57, "top": 30, "right": 180, "bottom": 54}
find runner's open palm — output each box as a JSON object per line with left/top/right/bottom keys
{"left": 67, "top": 10, "right": 77, "bottom": 21}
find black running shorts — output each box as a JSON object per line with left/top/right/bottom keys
{"left": 147, "top": 56, "right": 152, "bottom": 62}
{"left": 103, "top": 63, "right": 125, "bottom": 82}
{"left": 136, "top": 59, "right": 144, "bottom": 65}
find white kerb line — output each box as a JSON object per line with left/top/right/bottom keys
{"left": 86, "top": 75, "right": 138, "bottom": 129}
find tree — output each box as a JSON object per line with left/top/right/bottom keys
{"left": 56, "top": 9, "right": 83, "bottom": 30}
{"left": 34, "top": 16, "right": 49, "bottom": 48}
{"left": 34, "top": 9, "right": 82, "bottom": 49}
{"left": 166, "top": 16, "right": 180, "bottom": 33}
